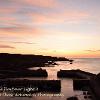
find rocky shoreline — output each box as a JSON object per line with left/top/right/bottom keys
{"left": 57, "top": 69, "right": 95, "bottom": 79}
{"left": 57, "top": 69, "right": 100, "bottom": 100}
{"left": 0, "top": 68, "right": 48, "bottom": 79}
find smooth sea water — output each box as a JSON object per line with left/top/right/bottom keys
{"left": 0, "top": 58, "right": 100, "bottom": 100}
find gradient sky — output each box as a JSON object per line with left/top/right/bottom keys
{"left": 0, "top": 0, "right": 100, "bottom": 58}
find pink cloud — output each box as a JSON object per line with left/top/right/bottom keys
{"left": 29, "top": 10, "right": 90, "bottom": 24}
{"left": 0, "top": 40, "right": 35, "bottom": 44}
{"left": 0, "top": 44, "right": 15, "bottom": 49}
{"left": 0, "top": 17, "right": 16, "bottom": 26}
{"left": 0, "top": 8, "right": 17, "bottom": 13}
{"left": 0, "top": 25, "right": 46, "bottom": 37}
{"left": 85, "top": 50, "right": 100, "bottom": 52}
{"left": 19, "top": 0, "right": 59, "bottom": 8}
{"left": 0, "top": 0, "right": 90, "bottom": 38}
{"left": 0, "top": 0, "right": 59, "bottom": 16}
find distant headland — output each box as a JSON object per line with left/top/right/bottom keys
{"left": 0, "top": 53, "right": 72, "bottom": 69}
{"left": 0, "top": 53, "right": 73, "bottom": 79}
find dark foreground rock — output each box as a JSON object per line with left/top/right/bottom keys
{"left": 0, "top": 79, "right": 61, "bottom": 93}
{"left": 72, "top": 72, "right": 100, "bottom": 100}
{"left": 0, "top": 68, "right": 48, "bottom": 78}
{"left": 67, "top": 96, "right": 78, "bottom": 100}
{"left": 89, "top": 74, "right": 100, "bottom": 100}
{"left": 57, "top": 69, "right": 95, "bottom": 79}
{"left": 73, "top": 79, "right": 90, "bottom": 90}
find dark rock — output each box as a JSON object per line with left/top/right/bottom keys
{"left": 67, "top": 96, "right": 78, "bottom": 100}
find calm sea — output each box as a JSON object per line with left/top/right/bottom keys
{"left": 0, "top": 58, "right": 100, "bottom": 100}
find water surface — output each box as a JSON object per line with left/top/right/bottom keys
{"left": 1, "top": 58, "right": 100, "bottom": 100}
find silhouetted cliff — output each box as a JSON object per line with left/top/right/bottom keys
{"left": 0, "top": 53, "right": 69, "bottom": 70}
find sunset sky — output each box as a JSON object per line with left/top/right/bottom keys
{"left": 0, "top": 0, "right": 100, "bottom": 58}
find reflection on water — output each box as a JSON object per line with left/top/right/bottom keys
{"left": 1, "top": 58, "right": 100, "bottom": 100}
{"left": 31, "top": 58, "right": 100, "bottom": 79}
